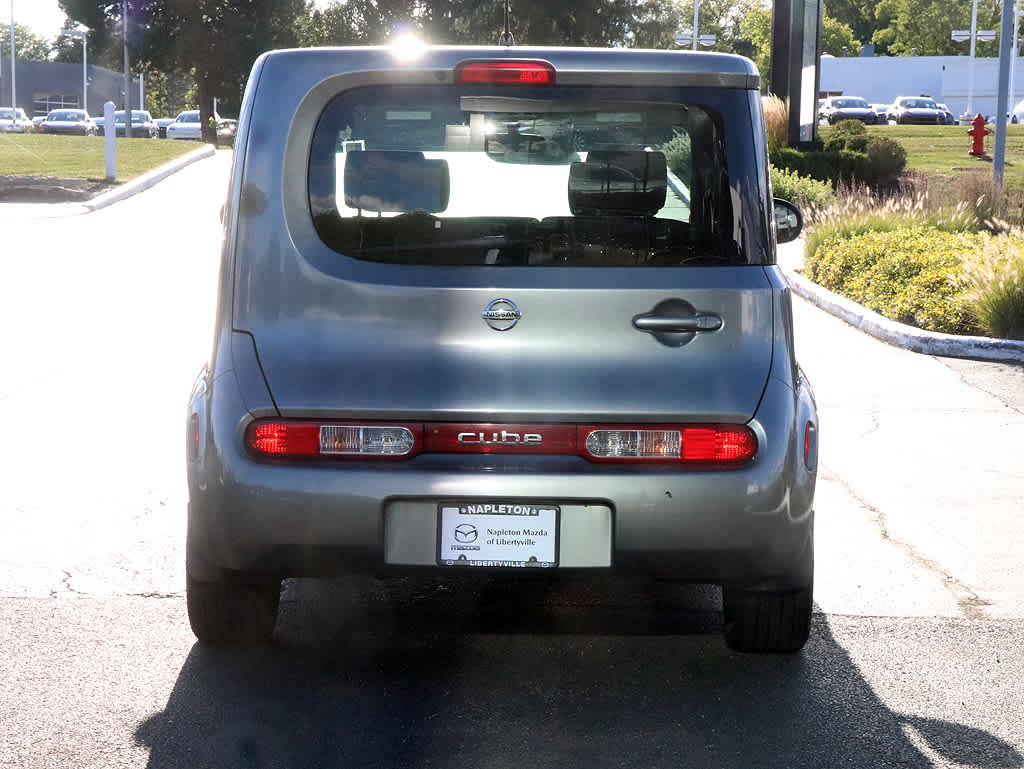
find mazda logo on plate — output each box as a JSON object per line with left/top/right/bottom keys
{"left": 454, "top": 524, "right": 478, "bottom": 543}
{"left": 482, "top": 298, "right": 521, "bottom": 331}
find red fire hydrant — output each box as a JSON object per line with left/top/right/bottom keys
{"left": 968, "top": 114, "right": 991, "bottom": 157}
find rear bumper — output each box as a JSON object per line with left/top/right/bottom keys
{"left": 188, "top": 372, "right": 816, "bottom": 589}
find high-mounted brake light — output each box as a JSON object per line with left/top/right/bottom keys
{"left": 455, "top": 60, "right": 555, "bottom": 85}
{"left": 580, "top": 425, "right": 757, "bottom": 464}
{"left": 246, "top": 421, "right": 419, "bottom": 459}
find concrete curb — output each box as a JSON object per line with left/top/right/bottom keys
{"left": 0, "top": 143, "right": 216, "bottom": 219}
{"left": 784, "top": 268, "right": 1024, "bottom": 364}
{"left": 80, "top": 143, "right": 216, "bottom": 213}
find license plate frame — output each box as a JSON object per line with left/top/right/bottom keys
{"left": 436, "top": 501, "right": 560, "bottom": 568}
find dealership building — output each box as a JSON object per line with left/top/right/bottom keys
{"left": 0, "top": 59, "right": 142, "bottom": 118}
{"left": 820, "top": 54, "right": 1024, "bottom": 118}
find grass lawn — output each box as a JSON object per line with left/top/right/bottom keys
{"left": 820, "top": 124, "right": 1024, "bottom": 190}
{"left": 0, "top": 133, "right": 203, "bottom": 181}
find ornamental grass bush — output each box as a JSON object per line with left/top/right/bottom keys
{"left": 960, "top": 234, "right": 1024, "bottom": 340}
{"left": 763, "top": 94, "right": 788, "bottom": 154}
{"left": 806, "top": 226, "right": 983, "bottom": 334}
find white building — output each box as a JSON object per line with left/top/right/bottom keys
{"left": 819, "top": 55, "right": 1023, "bottom": 118}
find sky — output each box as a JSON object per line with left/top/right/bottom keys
{"left": 2, "top": 0, "right": 336, "bottom": 40}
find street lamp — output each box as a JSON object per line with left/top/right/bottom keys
{"left": 674, "top": 32, "right": 716, "bottom": 49}
{"left": 952, "top": 0, "right": 997, "bottom": 119}
{"left": 66, "top": 24, "right": 89, "bottom": 114}
{"left": 674, "top": 0, "right": 716, "bottom": 51}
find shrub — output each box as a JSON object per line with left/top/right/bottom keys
{"left": 864, "top": 136, "right": 907, "bottom": 186}
{"left": 961, "top": 234, "right": 1024, "bottom": 339}
{"left": 659, "top": 130, "right": 691, "bottom": 181}
{"left": 770, "top": 165, "right": 836, "bottom": 210}
{"left": 763, "top": 94, "right": 788, "bottom": 153}
{"left": 831, "top": 119, "right": 867, "bottom": 137}
{"left": 806, "top": 226, "right": 983, "bottom": 334}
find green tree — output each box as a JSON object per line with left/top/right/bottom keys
{"left": 822, "top": 15, "right": 860, "bottom": 56}
{"left": 871, "top": 0, "right": 1000, "bottom": 57}
{"left": 59, "top": 0, "right": 309, "bottom": 142}
{"left": 0, "top": 22, "right": 53, "bottom": 60}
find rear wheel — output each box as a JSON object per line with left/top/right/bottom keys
{"left": 186, "top": 572, "right": 281, "bottom": 644}
{"left": 722, "top": 585, "right": 812, "bottom": 653}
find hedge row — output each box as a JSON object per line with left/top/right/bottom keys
{"left": 805, "top": 226, "right": 984, "bottom": 335}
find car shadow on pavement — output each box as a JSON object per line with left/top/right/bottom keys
{"left": 135, "top": 576, "right": 1023, "bottom": 769}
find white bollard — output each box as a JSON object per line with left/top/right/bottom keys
{"left": 104, "top": 101, "right": 116, "bottom": 181}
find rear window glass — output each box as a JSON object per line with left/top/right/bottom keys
{"left": 309, "top": 84, "right": 765, "bottom": 267}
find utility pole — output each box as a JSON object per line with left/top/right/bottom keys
{"left": 123, "top": 0, "right": 131, "bottom": 138}
{"left": 9, "top": 0, "right": 15, "bottom": 116}
{"left": 692, "top": 0, "right": 700, "bottom": 51}
{"left": 994, "top": 0, "right": 1015, "bottom": 198}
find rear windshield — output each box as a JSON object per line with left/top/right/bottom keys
{"left": 309, "top": 84, "right": 766, "bottom": 267}
{"left": 833, "top": 98, "right": 868, "bottom": 108}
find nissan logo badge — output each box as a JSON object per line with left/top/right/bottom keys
{"left": 482, "top": 298, "right": 521, "bottom": 331}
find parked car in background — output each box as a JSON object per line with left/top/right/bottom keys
{"left": 99, "top": 110, "right": 158, "bottom": 138}
{"left": 870, "top": 103, "right": 892, "bottom": 122}
{"left": 887, "top": 97, "right": 945, "bottom": 125}
{"left": 155, "top": 117, "right": 175, "bottom": 138}
{"left": 819, "top": 96, "right": 876, "bottom": 124}
{"left": 42, "top": 109, "right": 98, "bottom": 136}
{"left": 166, "top": 110, "right": 205, "bottom": 140}
{"left": 30, "top": 115, "right": 47, "bottom": 132}
{"left": 216, "top": 117, "right": 237, "bottom": 145}
{"left": 186, "top": 46, "right": 818, "bottom": 653}
{"left": 0, "top": 107, "right": 33, "bottom": 133}
{"left": 935, "top": 103, "right": 956, "bottom": 125}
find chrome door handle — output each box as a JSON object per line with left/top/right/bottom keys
{"left": 632, "top": 313, "right": 722, "bottom": 332}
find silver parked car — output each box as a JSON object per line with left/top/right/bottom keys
{"left": 42, "top": 109, "right": 98, "bottom": 136}
{"left": 887, "top": 96, "right": 945, "bottom": 125}
{"left": 0, "top": 107, "right": 33, "bottom": 133}
{"left": 186, "top": 46, "right": 818, "bottom": 653}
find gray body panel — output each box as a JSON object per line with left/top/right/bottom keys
{"left": 187, "top": 46, "right": 815, "bottom": 589}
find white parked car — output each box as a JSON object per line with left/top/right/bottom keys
{"left": 1, "top": 107, "right": 34, "bottom": 133}
{"left": 1011, "top": 99, "right": 1024, "bottom": 124}
{"left": 166, "top": 110, "right": 223, "bottom": 140}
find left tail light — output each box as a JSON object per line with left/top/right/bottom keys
{"left": 246, "top": 421, "right": 421, "bottom": 459}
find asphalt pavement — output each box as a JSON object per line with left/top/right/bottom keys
{"left": 1, "top": 154, "right": 1022, "bottom": 768}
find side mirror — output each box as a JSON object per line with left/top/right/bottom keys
{"left": 773, "top": 198, "right": 803, "bottom": 244}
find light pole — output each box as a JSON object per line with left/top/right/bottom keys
{"left": 67, "top": 24, "right": 89, "bottom": 114}
{"left": 1010, "top": 4, "right": 1023, "bottom": 116}
{"left": 122, "top": 0, "right": 131, "bottom": 138}
{"left": 952, "top": 22, "right": 996, "bottom": 119}
{"left": 8, "top": 0, "right": 15, "bottom": 117}
{"left": 692, "top": 0, "right": 700, "bottom": 51}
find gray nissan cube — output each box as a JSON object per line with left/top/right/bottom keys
{"left": 186, "top": 44, "right": 818, "bottom": 652}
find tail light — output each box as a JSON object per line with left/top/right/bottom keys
{"left": 455, "top": 60, "right": 555, "bottom": 85}
{"left": 580, "top": 425, "right": 757, "bottom": 465}
{"left": 246, "top": 421, "right": 420, "bottom": 458}
{"left": 803, "top": 421, "right": 817, "bottom": 470}
{"left": 245, "top": 420, "right": 756, "bottom": 466}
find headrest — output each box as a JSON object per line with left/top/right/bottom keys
{"left": 568, "top": 150, "right": 667, "bottom": 216}
{"left": 343, "top": 150, "right": 450, "bottom": 213}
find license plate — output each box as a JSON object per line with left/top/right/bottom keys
{"left": 437, "top": 502, "right": 559, "bottom": 568}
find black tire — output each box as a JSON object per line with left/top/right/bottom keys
{"left": 722, "top": 585, "right": 812, "bottom": 653}
{"left": 186, "top": 572, "right": 281, "bottom": 644}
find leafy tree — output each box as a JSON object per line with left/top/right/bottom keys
{"left": 871, "top": 0, "right": 1000, "bottom": 57}
{"left": 0, "top": 23, "right": 53, "bottom": 60}
{"left": 822, "top": 15, "right": 860, "bottom": 57}
{"left": 824, "top": 0, "right": 875, "bottom": 46}
{"left": 59, "top": 1, "right": 309, "bottom": 140}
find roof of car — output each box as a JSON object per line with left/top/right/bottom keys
{"left": 257, "top": 45, "right": 761, "bottom": 89}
